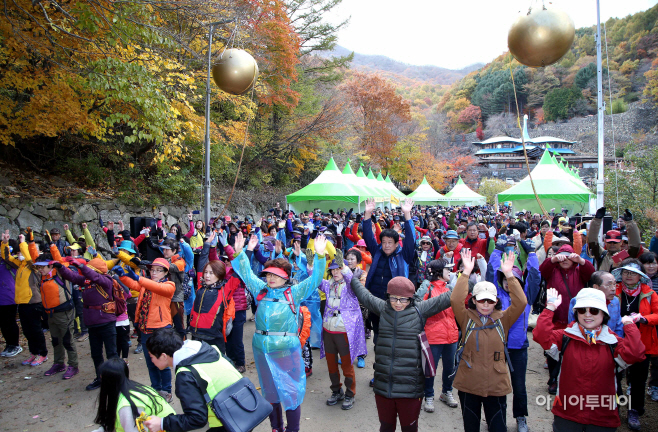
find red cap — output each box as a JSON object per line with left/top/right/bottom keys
{"left": 605, "top": 230, "right": 622, "bottom": 243}
{"left": 148, "top": 257, "right": 170, "bottom": 270}
{"left": 259, "top": 267, "right": 289, "bottom": 279}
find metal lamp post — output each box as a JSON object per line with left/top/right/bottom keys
{"left": 203, "top": 20, "right": 234, "bottom": 225}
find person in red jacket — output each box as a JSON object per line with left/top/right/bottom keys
{"left": 533, "top": 287, "right": 645, "bottom": 431}
{"left": 459, "top": 222, "right": 490, "bottom": 261}
{"left": 539, "top": 243, "right": 595, "bottom": 394}
{"left": 611, "top": 259, "right": 658, "bottom": 430}
{"left": 418, "top": 259, "right": 459, "bottom": 413}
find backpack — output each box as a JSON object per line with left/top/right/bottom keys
{"left": 168, "top": 264, "right": 185, "bottom": 299}
{"left": 450, "top": 317, "right": 512, "bottom": 379}
{"left": 182, "top": 269, "right": 194, "bottom": 301}
{"left": 549, "top": 334, "right": 618, "bottom": 384}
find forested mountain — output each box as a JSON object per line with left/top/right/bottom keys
{"left": 320, "top": 45, "right": 483, "bottom": 86}
{"left": 437, "top": 4, "right": 658, "bottom": 132}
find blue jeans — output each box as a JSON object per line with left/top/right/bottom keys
{"left": 226, "top": 310, "right": 246, "bottom": 367}
{"left": 424, "top": 342, "right": 457, "bottom": 398}
{"left": 142, "top": 331, "right": 172, "bottom": 393}
{"left": 508, "top": 347, "right": 528, "bottom": 418}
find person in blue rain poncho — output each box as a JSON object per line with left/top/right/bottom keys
{"left": 231, "top": 231, "right": 327, "bottom": 432}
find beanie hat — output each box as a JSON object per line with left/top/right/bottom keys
{"left": 387, "top": 276, "right": 415, "bottom": 298}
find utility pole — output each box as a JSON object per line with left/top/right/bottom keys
{"left": 595, "top": 0, "right": 605, "bottom": 209}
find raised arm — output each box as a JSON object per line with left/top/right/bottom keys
{"left": 292, "top": 235, "right": 327, "bottom": 303}
{"left": 350, "top": 272, "right": 385, "bottom": 315}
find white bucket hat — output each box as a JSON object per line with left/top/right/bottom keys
{"left": 612, "top": 262, "right": 651, "bottom": 286}
{"left": 572, "top": 288, "right": 609, "bottom": 317}
{"left": 472, "top": 281, "right": 497, "bottom": 302}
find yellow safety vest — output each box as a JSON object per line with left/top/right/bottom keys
{"left": 115, "top": 388, "right": 175, "bottom": 432}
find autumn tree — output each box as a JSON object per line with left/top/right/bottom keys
{"left": 340, "top": 72, "right": 412, "bottom": 170}
{"left": 478, "top": 178, "right": 512, "bottom": 203}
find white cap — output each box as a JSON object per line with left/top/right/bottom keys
{"left": 472, "top": 281, "right": 498, "bottom": 302}
{"left": 572, "top": 288, "right": 609, "bottom": 317}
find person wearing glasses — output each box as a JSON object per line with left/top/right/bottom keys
{"left": 533, "top": 287, "right": 645, "bottom": 432}
{"left": 451, "top": 250, "right": 526, "bottom": 432}
{"left": 611, "top": 259, "right": 658, "bottom": 431}
{"left": 350, "top": 271, "right": 452, "bottom": 432}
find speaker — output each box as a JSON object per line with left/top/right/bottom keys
{"left": 602, "top": 215, "right": 613, "bottom": 234}
{"left": 129, "top": 217, "right": 156, "bottom": 238}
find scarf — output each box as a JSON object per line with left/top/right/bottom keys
{"left": 622, "top": 281, "right": 641, "bottom": 297}
{"left": 137, "top": 290, "right": 154, "bottom": 333}
{"left": 578, "top": 323, "right": 602, "bottom": 345}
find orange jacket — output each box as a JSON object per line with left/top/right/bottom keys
{"left": 40, "top": 244, "right": 74, "bottom": 313}
{"left": 121, "top": 276, "right": 175, "bottom": 331}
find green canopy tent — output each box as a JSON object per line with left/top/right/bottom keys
{"left": 497, "top": 150, "right": 594, "bottom": 214}
{"left": 407, "top": 176, "right": 445, "bottom": 205}
{"left": 286, "top": 158, "right": 363, "bottom": 213}
{"left": 385, "top": 175, "right": 407, "bottom": 200}
{"left": 376, "top": 172, "right": 403, "bottom": 207}
{"left": 342, "top": 161, "right": 380, "bottom": 201}
{"left": 441, "top": 177, "right": 486, "bottom": 205}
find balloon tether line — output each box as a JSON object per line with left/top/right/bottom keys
{"left": 508, "top": 55, "right": 551, "bottom": 220}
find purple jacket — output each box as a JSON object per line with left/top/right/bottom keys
{"left": 59, "top": 265, "right": 116, "bottom": 327}
{"left": 0, "top": 259, "right": 17, "bottom": 306}
{"left": 319, "top": 270, "right": 367, "bottom": 364}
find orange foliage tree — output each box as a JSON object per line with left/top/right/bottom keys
{"left": 340, "top": 72, "right": 412, "bottom": 170}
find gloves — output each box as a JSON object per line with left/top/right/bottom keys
{"left": 52, "top": 262, "right": 63, "bottom": 269}
{"left": 130, "top": 256, "right": 142, "bottom": 267}
{"left": 488, "top": 226, "right": 496, "bottom": 238}
{"left": 337, "top": 223, "right": 344, "bottom": 233}
{"left": 305, "top": 248, "right": 315, "bottom": 267}
{"left": 112, "top": 265, "right": 126, "bottom": 277}
{"left": 140, "top": 228, "right": 150, "bottom": 236}
{"left": 26, "top": 227, "right": 34, "bottom": 242}
{"left": 495, "top": 235, "right": 507, "bottom": 252}
{"left": 126, "top": 267, "right": 139, "bottom": 281}
{"left": 87, "top": 246, "right": 97, "bottom": 257}
{"left": 218, "top": 230, "right": 228, "bottom": 247}
{"left": 335, "top": 249, "right": 344, "bottom": 267}
{"left": 70, "top": 260, "right": 83, "bottom": 269}
{"left": 140, "top": 260, "right": 152, "bottom": 267}
{"left": 595, "top": 207, "right": 606, "bottom": 219}
{"left": 99, "top": 216, "right": 104, "bottom": 228}
{"left": 623, "top": 209, "right": 633, "bottom": 221}
{"left": 45, "top": 230, "right": 53, "bottom": 245}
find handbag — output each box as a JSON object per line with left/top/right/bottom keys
{"left": 187, "top": 369, "right": 272, "bottom": 432}
{"left": 413, "top": 306, "right": 436, "bottom": 378}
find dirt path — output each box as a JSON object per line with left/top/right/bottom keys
{"left": 0, "top": 320, "right": 651, "bottom": 431}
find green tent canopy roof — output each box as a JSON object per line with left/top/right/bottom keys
{"left": 286, "top": 157, "right": 362, "bottom": 204}
{"left": 498, "top": 150, "right": 593, "bottom": 209}
{"left": 408, "top": 176, "right": 445, "bottom": 204}
{"left": 441, "top": 177, "right": 486, "bottom": 204}
{"left": 384, "top": 174, "right": 406, "bottom": 198}
{"left": 342, "top": 161, "right": 380, "bottom": 199}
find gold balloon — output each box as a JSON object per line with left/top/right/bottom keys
{"left": 212, "top": 48, "right": 259, "bottom": 95}
{"left": 508, "top": 7, "right": 575, "bottom": 68}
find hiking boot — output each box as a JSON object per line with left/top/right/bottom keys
{"left": 63, "top": 366, "right": 79, "bottom": 380}
{"left": 76, "top": 332, "right": 89, "bottom": 342}
{"left": 3, "top": 346, "right": 22, "bottom": 357}
{"left": 158, "top": 391, "right": 173, "bottom": 403}
{"left": 30, "top": 355, "right": 47, "bottom": 366}
{"left": 423, "top": 396, "right": 435, "bottom": 413}
{"left": 548, "top": 382, "right": 557, "bottom": 395}
{"left": 649, "top": 386, "right": 658, "bottom": 402}
{"left": 440, "top": 392, "right": 458, "bottom": 408}
{"left": 237, "top": 366, "right": 246, "bottom": 373}
{"left": 341, "top": 396, "right": 354, "bottom": 410}
{"left": 86, "top": 377, "right": 101, "bottom": 391}
{"left": 628, "top": 409, "right": 641, "bottom": 431}
{"left": 134, "top": 345, "right": 143, "bottom": 354}
{"left": 365, "top": 329, "right": 371, "bottom": 339}
{"left": 516, "top": 416, "right": 528, "bottom": 432}
{"left": 131, "top": 331, "right": 138, "bottom": 339}
{"left": 44, "top": 363, "right": 66, "bottom": 376}
{"left": 326, "top": 389, "right": 344, "bottom": 406}
{"left": 369, "top": 378, "right": 375, "bottom": 387}
{"left": 305, "top": 367, "right": 312, "bottom": 378}
{"left": 22, "top": 355, "right": 36, "bottom": 366}
{"left": 357, "top": 357, "right": 365, "bottom": 368}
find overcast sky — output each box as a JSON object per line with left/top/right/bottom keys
{"left": 325, "top": 0, "right": 658, "bottom": 70}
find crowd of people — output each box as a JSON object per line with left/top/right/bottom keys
{"left": 2, "top": 198, "right": 658, "bottom": 432}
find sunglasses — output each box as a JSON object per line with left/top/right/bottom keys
{"left": 575, "top": 307, "right": 601, "bottom": 316}
{"left": 476, "top": 298, "right": 497, "bottom": 305}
